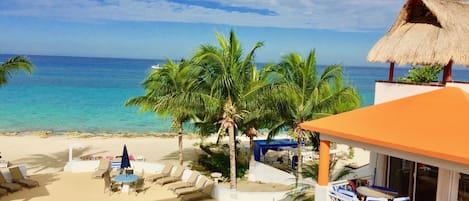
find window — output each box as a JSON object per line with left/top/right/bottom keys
{"left": 387, "top": 157, "right": 438, "bottom": 201}
{"left": 459, "top": 173, "right": 469, "bottom": 201}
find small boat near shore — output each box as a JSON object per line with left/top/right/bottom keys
{"left": 151, "top": 64, "right": 161, "bottom": 69}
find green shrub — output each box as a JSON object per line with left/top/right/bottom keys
{"left": 397, "top": 65, "right": 443, "bottom": 83}
{"left": 197, "top": 152, "right": 248, "bottom": 180}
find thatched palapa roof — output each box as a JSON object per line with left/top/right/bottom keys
{"left": 367, "top": 0, "right": 469, "bottom": 66}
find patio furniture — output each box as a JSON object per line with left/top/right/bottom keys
{"left": 0, "top": 188, "right": 7, "bottom": 197}
{"left": 0, "top": 160, "right": 9, "bottom": 168}
{"left": 366, "top": 197, "right": 388, "bottom": 201}
{"left": 179, "top": 180, "right": 214, "bottom": 201}
{"left": 125, "top": 169, "right": 134, "bottom": 175}
{"left": 166, "top": 171, "right": 200, "bottom": 191}
{"left": 103, "top": 171, "right": 120, "bottom": 195}
{"left": 114, "top": 174, "right": 139, "bottom": 193}
{"left": 393, "top": 197, "right": 411, "bottom": 201}
{"left": 8, "top": 166, "right": 39, "bottom": 188}
{"left": 210, "top": 172, "right": 222, "bottom": 184}
{"left": 132, "top": 178, "right": 147, "bottom": 195}
{"left": 0, "top": 172, "right": 22, "bottom": 192}
{"left": 329, "top": 186, "right": 360, "bottom": 201}
{"left": 146, "top": 164, "right": 173, "bottom": 182}
{"left": 357, "top": 186, "right": 396, "bottom": 199}
{"left": 174, "top": 176, "right": 208, "bottom": 196}
{"left": 155, "top": 165, "right": 185, "bottom": 185}
{"left": 92, "top": 158, "right": 111, "bottom": 178}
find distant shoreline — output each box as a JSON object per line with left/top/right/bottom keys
{"left": 0, "top": 130, "right": 200, "bottom": 139}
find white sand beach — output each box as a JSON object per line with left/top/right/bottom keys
{"left": 0, "top": 134, "right": 369, "bottom": 201}
{"left": 0, "top": 134, "right": 211, "bottom": 201}
{"left": 0, "top": 134, "right": 204, "bottom": 174}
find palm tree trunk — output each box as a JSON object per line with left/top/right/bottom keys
{"left": 248, "top": 135, "right": 255, "bottom": 174}
{"left": 297, "top": 134, "right": 303, "bottom": 180}
{"left": 177, "top": 122, "right": 183, "bottom": 166}
{"left": 228, "top": 124, "right": 237, "bottom": 189}
{"left": 178, "top": 131, "right": 183, "bottom": 165}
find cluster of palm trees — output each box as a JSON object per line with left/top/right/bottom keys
{"left": 126, "top": 30, "right": 361, "bottom": 190}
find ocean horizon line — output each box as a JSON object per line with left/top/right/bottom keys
{"left": 0, "top": 53, "right": 392, "bottom": 68}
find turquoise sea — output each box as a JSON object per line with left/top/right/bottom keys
{"left": 0, "top": 54, "right": 468, "bottom": 134}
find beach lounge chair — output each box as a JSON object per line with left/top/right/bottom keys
{"left": 103, "top": 171, "right": 120, "bottom": 194}
{"left": 0, "top": 188, "right": 7, "bottom": 197}
{"left": 92, "top": 158, "right": 111, "bottom": 178}
{"left": 0, "top": 172, "right": 22, "bottom": 192}
{"left": 166, "top": 171, "right": 200, "bottom": 191}
{"left": 8, "top": 166, "right": 39, "bottom": 188}
{"left": 179, "top": 180, "right": 214, "bottom": 201}
{"left": 174, "top": 176, "right": 208, "bottom": 196}
{"left": 155, "top": 165, "right": 185, "bottom": 185}
{"left": 146, "top": 164, "right": 173, "bottom": 183}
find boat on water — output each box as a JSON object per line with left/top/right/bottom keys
{"left": 151, "top": 64, "right": 161, "bottom": 69}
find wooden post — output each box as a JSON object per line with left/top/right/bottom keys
{"left": 442, "top": 60, "right": 453, "bottom": 84}
{"left": 388, "top": 62, "right": 395, "bottom": 82}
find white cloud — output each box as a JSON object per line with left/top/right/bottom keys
{"left": 0, "top": 0, "right": 406, "bottom": 31}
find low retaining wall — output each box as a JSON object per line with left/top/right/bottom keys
{"left": 211, "top": 185, "right": 290, "bottom": 201}
{"left": 248, "top": 161, "right": 296, "bottom": 185}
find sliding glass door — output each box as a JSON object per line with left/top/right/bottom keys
{"left": 459, "top": 173, "right": 469, "bottom": 201}
{"left": 387, "top": 157, "right": 438, "bottom": 201}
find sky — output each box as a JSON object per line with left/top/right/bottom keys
{"left": 0, "top": 0, "right": 407, "bottom": 66}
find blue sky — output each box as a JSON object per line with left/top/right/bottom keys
{"left": 0, "top": 0, "right": 406, "bottom": 66}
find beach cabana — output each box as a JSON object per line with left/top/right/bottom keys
{"left": 367, "top": 0, "right": 469, "bottom": 83}
{"left": 301, "top": 87, "right": 469, "bottom": 201}
{"left": 253, "top": 139, "right": 298, "bottom": 161}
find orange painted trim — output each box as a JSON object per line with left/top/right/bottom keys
{"left": 318, "top": 140, "right": 330, "bottom": 186}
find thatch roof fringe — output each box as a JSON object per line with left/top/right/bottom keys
{"left": 367, "top": 0, "right": 469, "bottom": 66}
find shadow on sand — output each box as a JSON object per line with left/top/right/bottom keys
{"left": 0, "top": 173, "right": 59, "bottom": 201}
{"left": 11, "top": 146, "right": 106, "bottom": 173}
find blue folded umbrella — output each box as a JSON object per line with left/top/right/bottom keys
{"left": 121, "top": 144, "right": 131, "bottom": 169}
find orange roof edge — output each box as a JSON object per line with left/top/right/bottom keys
{"left": 300, "top": 87, "right": 469, "bottom": 165}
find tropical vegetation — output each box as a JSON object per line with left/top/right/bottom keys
{"left": 125, "top": 59, "right": 207, "bottom": 165}
{"left": 397, "top": 65, "right": 443, "bottom": 83}
{"left": 262, "top": 50, "right": 361, "bottom": 179}
{"left": 285, "top": 150, "right": 355, "bottom": 201}
{"left": 0, "top": 55, "right": 34, "bottom": 86}
{"left": 127, "top": 30, "right": 361, "bottom": 191}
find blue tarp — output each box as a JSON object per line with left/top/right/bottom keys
{"left": 253, "top": 139, "right": 298, "bottom": 161}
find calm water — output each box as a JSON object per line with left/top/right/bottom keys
{"left": 0, "top": 54, "right": 468, "bottom": 133}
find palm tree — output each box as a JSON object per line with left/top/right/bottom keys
{"left": 238, "top": 67, "right": 280, "bottom": 173}
{"left": 192, "top": 30, "right": 263, "bottom": 189}
{"left": 0, "top": 56, "right": 34, "bottom": 86}
{"left": 125, "top": 59, "right": 207, "bottom": 165}
{"left": 265, "top": 50, "right": 360, "bottom": 180}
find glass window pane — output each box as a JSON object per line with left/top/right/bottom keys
{"left": 388, "top": 157, "right": 414, "bottom": 197}
{"left": 414, "top": 163, "right": 438, "bottom": 201}
{"left": 459, "top": 173, "right": 469, "bottom": 201}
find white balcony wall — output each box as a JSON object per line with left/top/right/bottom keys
{"left": 374, "top": 81, "right": 442, "bottom": 104}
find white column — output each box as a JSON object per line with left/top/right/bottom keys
{"left": 436, "top": 168, "right": 460, "bottom": 201}
{"left": 315, "top": 185, "right": 329, "bottom": 201}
